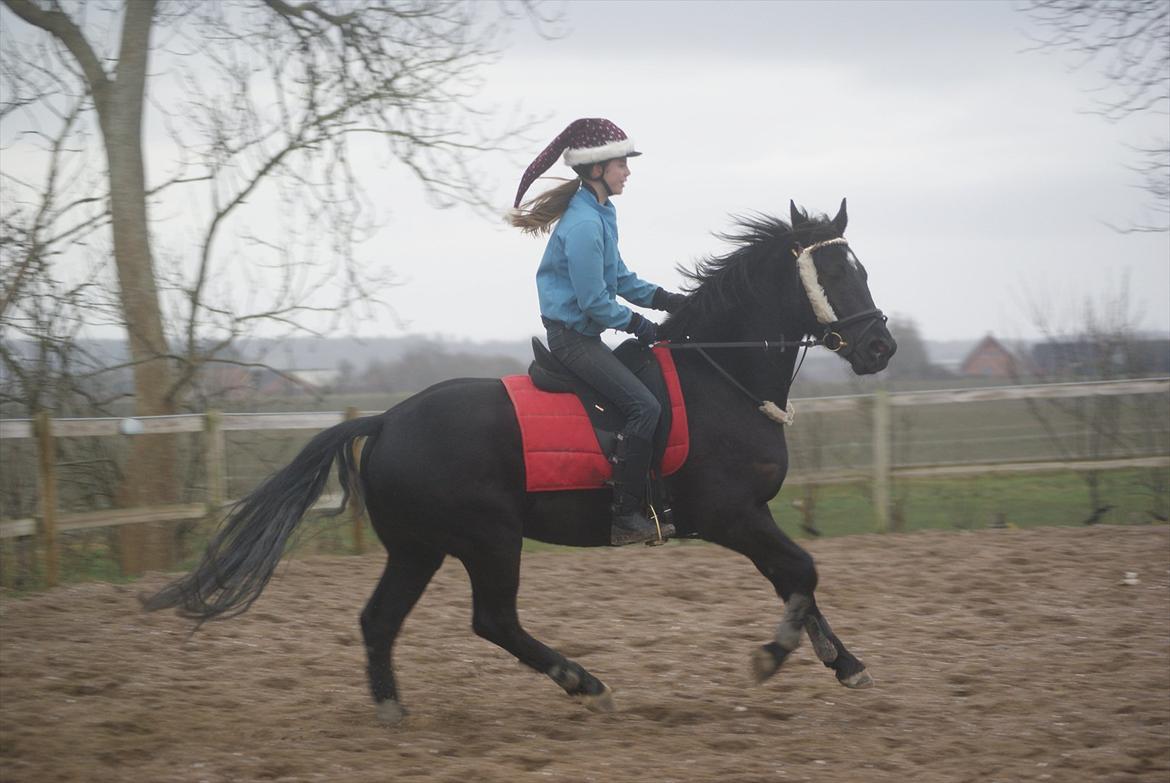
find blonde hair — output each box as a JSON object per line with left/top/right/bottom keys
{"left": 509, "top": 178, "right": 582, "bottom": 236}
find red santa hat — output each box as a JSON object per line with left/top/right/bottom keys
{"left": 513, "top": 118, "right": 641, "bottom": 208}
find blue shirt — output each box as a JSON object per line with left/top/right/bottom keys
{"left": 536, "top": 187, "right": 659, "bottom": 337}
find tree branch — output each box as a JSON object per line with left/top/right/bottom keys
{"left": 1, "top": 0, "right": 111, "bottom": 106}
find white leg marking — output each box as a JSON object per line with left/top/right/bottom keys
{"left": 578, "top": 685, "right": 616, "bottom": 713}
{"left": 750, "top": 646, "right": 782, "bottom": 684}
{"left": 840, "top": 670, "right": 875, "bottom": 689}
{"left": 774, "top": 593, "right": 809, "bottom": 652}
{"left": 376, "top": 700, "right": 407, "bottom": 725}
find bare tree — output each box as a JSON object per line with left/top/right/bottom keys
{"left": 1018, "top": 277, "right": 1168, "bottom": 523}
{"left": 1021, "top": 0, "right": 1170, "bottom": 232}
{"left": 1, "top": 0, "right": 547, "bottom": 571}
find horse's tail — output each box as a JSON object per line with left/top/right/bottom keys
{"left": 141, "top": 414, "right": 383, "bottom": 623}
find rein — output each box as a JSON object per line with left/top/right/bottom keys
{"left": 663, "top": 337, "right": 819, "bottom": 350}
{"left": 691, "top": 345, "right": 801, "bottom": 425}
{"left": 659, "top": 307, "right": 885, "bottom": 426}
{"left": 661, "top": 309, "right": 886, "bottom": 355}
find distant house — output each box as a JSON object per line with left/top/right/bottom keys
{"left": 958, "top": 335, "right": 1017, "bottom": 379}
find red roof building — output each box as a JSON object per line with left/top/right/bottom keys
{"left": 959, "top": 335, "right": 1017, "bottom": 379}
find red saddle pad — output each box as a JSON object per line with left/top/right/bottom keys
{"left": 501, "top": 345, "right": 689, "bottom": 492}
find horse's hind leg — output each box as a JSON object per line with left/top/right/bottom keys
{"left": 360, "top": 538, "right": 445, "bottom": 725}
{"left": 460, "top": 539, "right": 615, "bottom": 713}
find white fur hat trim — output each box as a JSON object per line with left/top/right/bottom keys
{"left": 563, "top": 138, "right": 638, "bottom": 167}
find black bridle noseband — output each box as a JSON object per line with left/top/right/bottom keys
{"left": 818, "top": 307, "right": 888, "bottom": 356}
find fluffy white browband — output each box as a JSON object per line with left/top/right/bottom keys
{"left": 795, "top": 238, "right": 849, "bottom": 325}
{"left": 563, "top": 139, "right": 637, "bottom": 167}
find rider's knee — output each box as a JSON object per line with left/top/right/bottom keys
{"left": 633, "top": 394, "right": 661, "bottom": 426}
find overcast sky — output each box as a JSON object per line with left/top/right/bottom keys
{"left": 373, "top": 0, "right": 1169, "bottom": 345}
{"left": 5, "top": 0, "right": 1168, "bottom": 347}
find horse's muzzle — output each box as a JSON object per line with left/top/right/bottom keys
{"left": 828, "top": 310, "right": 896, "bottom": 375}
{"left": 862, "top": 333, "right": 897, "bottom": 373}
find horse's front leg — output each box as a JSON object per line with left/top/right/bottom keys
{"left": 803, "top": 598, "right": 873, "bottom": 688}
{"left": 705, "top": 504, "right": 873, "bottom": 689}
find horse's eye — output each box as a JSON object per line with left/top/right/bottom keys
{"left": 818, "top": 258, "right": 847, "bottom": 280}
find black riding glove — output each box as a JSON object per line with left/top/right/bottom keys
{"left": 626, "top": 312, "right": 659, "bottom": 345}
{"left": 651, "top": 287, "right": 687, "bottom": 314}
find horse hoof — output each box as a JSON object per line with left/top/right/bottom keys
{"left": 839, "top": 669, "right": 875, "bottom": 689}
{"left": 750, "top": 646, "right": 782, "bottom": 684}
{"left": 376, "top": 700, "right": 407, "bottom": 725}
{"left": 579, "top": 685, "right": 616, "bottom": 713}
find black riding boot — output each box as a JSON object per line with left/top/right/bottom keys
{"left": 610, "top": 434, "right": 675, "bottom": 546}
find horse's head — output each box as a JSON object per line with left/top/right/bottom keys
{"left": 790, "top": 199, "right": 897, "bottom": 375}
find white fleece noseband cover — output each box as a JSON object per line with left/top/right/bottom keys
{"left": 795, "top": 237, "right": 850, "bottom": 325}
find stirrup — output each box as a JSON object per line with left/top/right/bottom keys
{"left": 610, "top": 508, "right": 674, "bottom": 547}
{"left": 644, "top": 504, "right": 671, "bottom": 547}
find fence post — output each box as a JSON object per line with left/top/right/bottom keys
{"left": 205, "top": 410, "right": 226, "bottom": 514}
{"left": 872, "top": 390, "right": 892, "bottom": 533}
{"left": 345, "top": 406, "right": 365, "bottom": 555}
{"left": 34, "top": 411, "right": 59, "bottom": 587}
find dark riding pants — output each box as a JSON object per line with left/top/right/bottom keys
{"left": 545, "top": 322, "right": 660, "bottom": 442}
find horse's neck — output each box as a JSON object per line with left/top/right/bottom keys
{"left": 721, "top": 326, "right": 803, "bottom": 407}
{"left": 686, "top": 282, "right": 808, "bottom": 408}
{"left": 672, "top": 244, "right": 816, "bottom": 409}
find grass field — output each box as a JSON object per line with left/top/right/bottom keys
{"left": 771, "top": 468, "right": 1166, "bottom": 538}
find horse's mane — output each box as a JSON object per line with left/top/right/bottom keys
{"left": 662, "top": 211, "right": 829, "bottom": 339}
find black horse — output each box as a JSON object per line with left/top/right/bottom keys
{"left": 146, "top": 199, "right": 896, "bottom": 724}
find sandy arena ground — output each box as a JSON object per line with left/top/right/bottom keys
{"left": 1, "top": 524, "right": 1168, "bottom": 783}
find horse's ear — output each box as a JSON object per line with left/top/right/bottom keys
{"left": 789, "top": 200, "right": 807, "bottom": 227}
{"left": 831, "top": 198, "right": 848, "bottom": 235}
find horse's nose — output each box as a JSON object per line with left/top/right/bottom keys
{"left": 870, "top": 336, "right": 896, "bottom": 360}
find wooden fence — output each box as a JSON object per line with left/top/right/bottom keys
{"left": 0, "top": 407, "right": 369, "bottom": 586}
{"left": 2, "top": 378, "right": 1167, "bottom": 585}
{"left": 798, "top": 378, "right": 1169, "bottom": 531}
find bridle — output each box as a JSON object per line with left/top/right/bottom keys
{"left": 818, "top": 306, "right": 888, "bottom": 357}
{"left": 791, "top": 236, "right": 887, "bottom": 357}
{"left": 660, "top": 236, "right": 887, "bottom": 423}
{"left": 664, "top": 237, "right": 886, "bottom": 356}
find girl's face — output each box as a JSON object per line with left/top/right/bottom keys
{"left": 599, "top": 157, "right": 630, "bottom": 196}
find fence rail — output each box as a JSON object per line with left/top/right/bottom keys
{"left": 2, "top": 378, "right": 1167, "bottom": 585}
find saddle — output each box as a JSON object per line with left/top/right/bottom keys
{"left": 527, "top": 337, "right": 674, "bottom": 468}
{"left": 499, "top": 339, "right": 688, "bottom": 495}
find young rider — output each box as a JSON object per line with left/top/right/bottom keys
{"left": 510, "top": 118, "right": 687, "bottom": 546}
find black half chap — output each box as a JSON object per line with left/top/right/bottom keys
{"left": 545, "top": 322, "right": 660, "bottom": 441}
{"left": 708, "top": 504, "right": 871, "bottom": 687}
